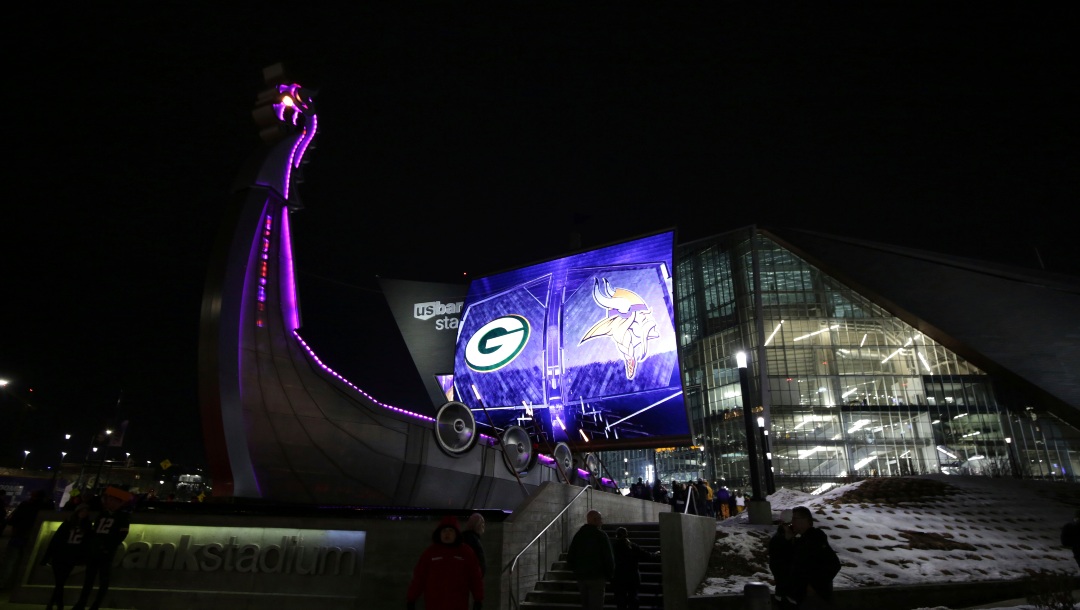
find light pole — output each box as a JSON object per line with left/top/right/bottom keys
{"left": 738, "top": 351, "right": 773, "bottom": 525}
{"left": 737, "top": 352, "right": 763, "bottom": 500}
{"left": 758, "top": 416, "right": 776, "bottom": 495}
{"left": 21, "top": 450, "right": 30, "bottom": 469}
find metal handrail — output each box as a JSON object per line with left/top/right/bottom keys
{"left": 504, "top": 484, "right": 592, "bottom": 610}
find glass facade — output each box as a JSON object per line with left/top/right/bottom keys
{"left": 600, "top": 228, "right": 1080, "bottom": 495}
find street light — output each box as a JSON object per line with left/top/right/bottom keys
{"left": 21, "top": 450, "right": 30, "bottom": 469}
{"left": 737, "top": 352, "right": 763, "bottom": 501}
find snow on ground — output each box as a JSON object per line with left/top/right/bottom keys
{"left": 695, "top": 475, "right": 1080, "bottom": 609}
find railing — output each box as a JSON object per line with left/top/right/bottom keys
{"left": 504, "top": 484, "right": 592, "bottom": 610}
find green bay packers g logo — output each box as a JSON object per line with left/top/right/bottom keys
{"left": 465, "top": 315, "right": 531, "bottom": 372}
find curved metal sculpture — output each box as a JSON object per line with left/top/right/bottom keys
{"left": 197, "top": 65, "right": 584, "bottom": 506}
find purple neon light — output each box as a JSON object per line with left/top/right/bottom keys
{"left": 255, "top": 214, "right": 273, "bottom": 328}
{"left": 279, "top": 207, "right": 300, "bottom": 330}
{"left": 283, "top": 114, "right": 317, "bottom": 201}
{"left": 292, "top": 330, "right": 504, "bottom": 442}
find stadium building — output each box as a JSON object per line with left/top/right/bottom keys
{"left": 600, "top": 226, "right": 1080, "bottom": 494}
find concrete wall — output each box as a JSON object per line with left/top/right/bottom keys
{"left": 658, "top": 512, "right": 716, "bottom": 610}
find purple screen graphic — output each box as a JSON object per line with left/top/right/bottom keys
{"left": 453, "top": 231, "right": 690, "bottom": 448}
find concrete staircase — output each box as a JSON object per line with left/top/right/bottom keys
{"left": 519, "top": 522, "right": 663, "bottom": 610}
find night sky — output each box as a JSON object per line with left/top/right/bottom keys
{"left": 2, "top": 5, "right": 1076, "bottom": 472}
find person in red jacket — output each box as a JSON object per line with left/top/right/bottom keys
{"left": 407, "top": 515, "right": 484, "bottom": 610}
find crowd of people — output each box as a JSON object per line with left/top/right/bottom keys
{"left": 626, "top": 477, "right": 747, "bottom": 519}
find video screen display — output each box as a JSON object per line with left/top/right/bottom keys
{"left": 453, "top": 231, "right": 690, "bottom": 450}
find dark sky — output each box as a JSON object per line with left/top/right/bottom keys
{"left": 2, "top": 5, "right": 1076, "bottom": 472}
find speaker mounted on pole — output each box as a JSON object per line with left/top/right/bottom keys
{"left": 552, "top": 442, "right": 575, "bottom": 483}
{"left": 584, "top": 452, "right": 601, "bottom": 479}
{"left": 433, "top": 401, "right": 479, "bottom": 457}
{"left": 500, "top": 425, "right": 538, "bottom": 475}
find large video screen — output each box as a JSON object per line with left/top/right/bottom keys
{"left": 453, "top": 231, "right": 690, "bottom": 450}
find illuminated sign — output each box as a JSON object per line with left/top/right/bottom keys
{"left": 26, "top": 521, "right": 366, "bottom": 596}
{"left": 453, "top": 231, "right": 690, "bottom": 448}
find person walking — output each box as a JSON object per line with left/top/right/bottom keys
{"left": 670, "top": 482, "right": 687, "bottom": 513}
{"left": 768, "top": 506, "right": 841, "bottom": 609}
{"left": 462, "top": 512, "right": 487, "bottom": 577}
{"left": 406, "top": 515, "right": 483, "bottom": 610}
{"left": 715, "top": 485, "right": 731, "bottom": 519}
{"left": 651, "top": 479, "right": 667, "bottom": 504}
{"left": 566, "top": 510, "right": 614, "bottom": 610}
{"left": 41, "top": 503, "right": 94, "bottom": 610}
{"left": 71, "top": 486, "right": 133, "bottom": 610}
{"left": 612, "top": 527, "right": 659, "bottom": 610}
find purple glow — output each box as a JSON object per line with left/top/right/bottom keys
{"left": 537, "top": 454, "right": 555, "bottom": 465}
{"left": 283, "top": 114, "right": 317, "bottom": 201}
{"left": 279, "top": 207, "right": 300, "bottom": 330}
{"left": 255, "top": 213, "right": 273, "bottom": 328}
{"left": 292, "top": 330, "right": 506, "bottom": 442}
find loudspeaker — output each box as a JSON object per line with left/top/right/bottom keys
{"left": 500, "top": 425, "right": 538, "bottom": 475}
{"left": 552, "top": 442, "right": 575, "bottom": 482}
{"left": 433, "top": 401, "right": 479, "bottom": 456}
{"left": 584, "top": 453, "right": 601, "bottom": 478}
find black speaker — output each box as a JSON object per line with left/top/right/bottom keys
{"left": 500, "top": 425, "right": 538, "bottom": 475}
{"left": 584, "top": 452, "right": 600, "bottom": 478}
{"left": 433, "top": 401, "right": 479, "bottom": 456}
{"left": 552, "top": 442, "right": 575, "bottom": 483}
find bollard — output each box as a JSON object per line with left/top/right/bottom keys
{"left": 742, "top": 581, "right": 771, "bottom": 610}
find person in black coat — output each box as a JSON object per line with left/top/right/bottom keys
{"left": 41, "top": 503, "right": 93, "bottom": 610}
{"left": 71, "top": 487, "right": 133, "bottom": 610}
{"left": 768, "top": 506, "right": 841, "bottom": 609}
{"left": 612, "top": 527, "right": 659, "bottom": 610}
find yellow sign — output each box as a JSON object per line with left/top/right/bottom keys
{"left": 160, "top": 459, "right": 172, "bottom": 470}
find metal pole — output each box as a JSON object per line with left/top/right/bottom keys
{"left": 759, "top": 419, "right": 776, "bottom": 495}
{"left": 738, "top": 352, "right": 763, "bottom": 501}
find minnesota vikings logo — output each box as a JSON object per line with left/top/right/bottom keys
{"left": 579, "top": 278, "right": 659, "bottom": 380}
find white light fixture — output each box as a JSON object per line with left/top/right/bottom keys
{"left": 936, "top": 446, "right": 958, "bottom": 459}
{"left": 853, "top": 455, "right": 877, "bottom": 470}
{"left": 763, "top": 321, "right": 784, "bottom": 346}
{"left": 918, "top": 352, "right": 933, "bottom": 373}
{"left": 798, "top": 446, "right": 827, "bottom": 458}
{"left": 736, "top": 351, "right": 747, "bottom": 369}
{"left": 793, "top": 325, "right": 839, "bottom": 342}
{"left": 847, "top": 419, "right": 871, "bottom": 433}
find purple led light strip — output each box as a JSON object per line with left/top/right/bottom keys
{"left": 283, "top": 114, "right": 317, "bottom": 201}
{"left": 279, "top": 208, "right": 300, "bottom": 330}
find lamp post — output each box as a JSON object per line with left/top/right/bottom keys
{"left": 738, "top": 351, "right": 773, "bottom": 525}
{"left": 21, "top": 450, "right": 30, "bottom": 469}
{"left": 737, "top": 352, "right": 763, "bottom": 501}
{"left": 757, "top": 416, "right": 776, "bottom": 495}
